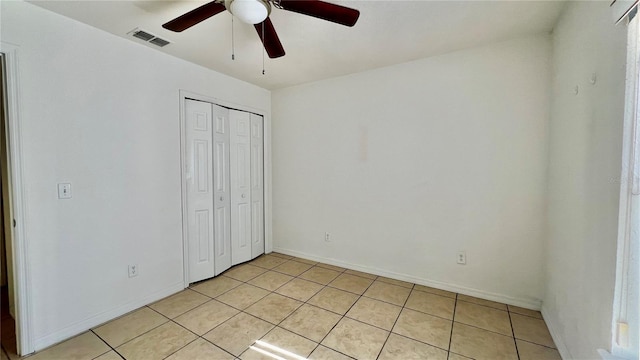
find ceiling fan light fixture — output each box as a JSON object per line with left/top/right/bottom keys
{"left": 226, "top": 0, "right": 270, "bottom": 24}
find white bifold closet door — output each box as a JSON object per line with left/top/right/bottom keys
{"left": 250, "top": 114, "right": 265, "bottom": 258}
{"left": 229, "top": 110, "right": 252, "bottom": 264}
{"left": 185, "top": 100, "right": 216, "bottom": 282}
{"left": 228, "top": 110, "right": 265, "bottom": 262}
{"left": 212, "top": 105, "right": 232, "bottom": 276}
{"left": 185, "top": 99, "right": 264, "bottom": 283}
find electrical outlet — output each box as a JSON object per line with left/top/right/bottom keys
{"left": 325, "top": 232, "right": 331, "bottom": 242}
{"left": 128, "top": 264, "right": 138, "bottom": 278}
{"left": 457, "top": 251, "right": 466, "bottom": 265}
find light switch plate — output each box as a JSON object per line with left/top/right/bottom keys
{"left": 57, "top": 183, "right": 72, "bottom": 199}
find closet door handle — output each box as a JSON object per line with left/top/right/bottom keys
{"left": 219, "top": 196, "right": 224, "bottom": 201}
{"left": 241, "top": 193, "right": 246, "bottom": 198}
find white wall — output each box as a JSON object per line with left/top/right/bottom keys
{"left": 1, "top": 1, "right": 270, "bottom": 352}
{"left": 543, "top": 2, "right": 627, "bottom": 359}
{"left": 272, "top": 35, "right": 551, "bottom": 307}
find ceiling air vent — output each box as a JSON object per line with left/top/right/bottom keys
{"left": 128, "top": 28, "right": 171, "bottom": 48}
{"left": 149, "top": 37, "right": 171, "bottom": 48}
{"left": 132, "top": 30, "right": 154, "bottom": 41}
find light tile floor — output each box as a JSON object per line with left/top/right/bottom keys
{"left": 1, "top": 253, "right": 561, "bottom": 360}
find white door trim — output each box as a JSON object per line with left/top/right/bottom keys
{"left": 1, "top": 42, "right": 34, "bottom": 356}
{"left": 178, "top": 90, "right": 271, "bottom": 287}
{"left": 609, "top": 17, "right": 640, "bottom": 359}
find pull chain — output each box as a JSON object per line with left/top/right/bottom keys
{"left": 231, "top": 15, "right": 235, "bottom": 60}
{"left": 261, "top": 21, "right": 265, "bottom": 75}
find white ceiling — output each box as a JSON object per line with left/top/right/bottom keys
{"left": 29, "top": 0, "right": 566, "bottom": 90}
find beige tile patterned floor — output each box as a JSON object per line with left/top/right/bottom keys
{"left": 1, "top": 253, "right": 561, "bottom": 360}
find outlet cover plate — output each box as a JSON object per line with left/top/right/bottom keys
{"left": 128, "top": 264, "right": 138, "bottom": 278}
{"left": 457, "top": 251, "right": 466, "bottom": 265}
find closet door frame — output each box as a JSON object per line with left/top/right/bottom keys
{"left": 179, "top": 90, "right": 272, "bottom": 288}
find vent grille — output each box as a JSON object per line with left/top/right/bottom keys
{"left": 149, "top": 37, "right": 170, "bottom": 47}
{"left": 132, "top": 30, "right": 154, "bottom": 41}
{"left": 128, "top": 28, "right": 171, "bottom": 48}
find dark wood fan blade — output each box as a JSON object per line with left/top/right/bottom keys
{"left": 254, "top": 18, "right": 285, "bottom": 59}
{"left": 162, "top": 2, "right": 226, "bottom": 32}
{"left": 279, "top": 0, "right": 359, "bottom": 27}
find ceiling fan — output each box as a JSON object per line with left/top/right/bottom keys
{"left": 162, "top": 0, "right": 360, "bottom": 59}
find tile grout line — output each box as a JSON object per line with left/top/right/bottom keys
{"left": 149, "top": 288, "right": 215, "bottom": 319}
{"left": 329, "top": 283, "right": 457, "bottom": 354}
{"left": 159, "top": 319, "right": 235, "bottom": 360}
{"left": 374, "top": 283, "right": 415, "bottom": 360}
{"left": 411, "top": 288, "right": 457, "bottom": 300}
{"left": 357, "top": 286, "right": 411, "bottom": 307}
{"left": 99, "top": 307, "right": 172, "bottom": 357}
{"left": 324, "top": 288, "right": 454, "bottom": 353}
{"left": 214, "top": 258, "right": 350, "bottom": 358}
{"left": 251, "top": 282, "right": 321, "bottom": 359}
{"left": 215, "top": 259, "right": 335, "bottom": 315}
{"left": 452, "top": 320, "right": 520, "bottom": 339}
{"left": 89, "top": 329, "right": 124, "bottom": 360}
{"left": 156, "top": 279, "right": 255, "bottom": 360}
{"left": 244, "top": 258, "right": 459, "bottom": 355}
{"left": 248, "top": 258, "right": 426, "bottom": 308}
{"left": 171, "top": 297, "right": 217, "bottom": 318}
{"left": 212, "top": 272, "right": 276, "bottom": 313}
{"left": 200, "top": 339, "right": 244, "bottom": 359}
{"left": 507, "top": 306, "right": 521, "bottom": 360}
{"left": 346, "top": 297, "right": 456, "bottom": 354}
{"left": 389, "top": 331, "right": 451, "bottom": 354}
{"left": 512, "top": 312, "right": 545, "bottom": 319}
{"left": 516, "top": 338, "right": 559, "bottom": 350}
{"left": 508, "top": 309, "right": 546, "bottom": 320}
{"left": 308, "top": 271, "right": 379, "bottom": 359}
{"left": 280, "top": 261, "right": 367, "bottom": 358}
{"left": 192, "top": 337, "right": 237, "bottom": 360}
{"left": 345, "top": 287, "right": 455, "bottom": 354}
{"left": 447, "top": 293, "right": 459, "bottom": 357}
{"left": 189, "top": 281, "right": 243, "bottom": 299}
{"left": 199, "top": 311, "right": 263, "bottom": 358}
{"left": 382, "top": 296, "right": 459, "bottom": 323}
{"left": 246, "top": 265, "right": 342, "bottom": 305}
{"left": 456, "top": 298, "right": 509, "bottom": 312}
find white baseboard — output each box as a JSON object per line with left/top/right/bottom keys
{"left": 272, "top": 247, "right": 542, "bottom": 310}
{"left": 32, "top": 281, "right": 185, "bottom": 352}
{"left": 541, "top": 305, "right": 572, "bottom": 360}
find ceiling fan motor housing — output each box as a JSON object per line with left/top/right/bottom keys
{"left": 225, "top": 0, "right": 272, "bottom": 24}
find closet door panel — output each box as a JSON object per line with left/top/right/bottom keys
{"left": 185, "top": 99, "right": 215, "bottom": 282}
{"left": 212, "top": 104, "right": 232, "bottom": 275}
{"left": 250, "top": 114, "right": 265, "bottom": 258}
{"left": 230, "top": 110, "right": 252, "bottom": 265}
